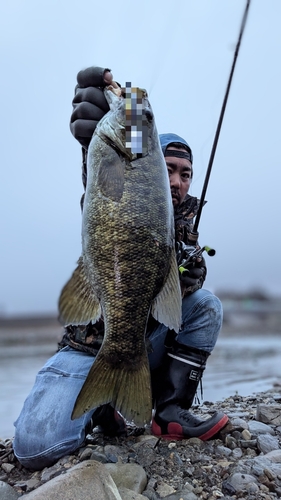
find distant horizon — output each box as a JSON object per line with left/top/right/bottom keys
{"left": 1, "top": 0, "right": 281, "bottom": 315}
{"left": 0, "top": 286, "right": 280, "bottom": 321}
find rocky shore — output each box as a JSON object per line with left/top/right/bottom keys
{"left": 1, "top": 384, "right": 281, "bottom": 500}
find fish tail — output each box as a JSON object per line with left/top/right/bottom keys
{"left": 71, "top": 350, "right": 152, "bottom": 426}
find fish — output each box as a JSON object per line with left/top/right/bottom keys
{"left": 58, "top": 84, "right": 182, "bottom": 426}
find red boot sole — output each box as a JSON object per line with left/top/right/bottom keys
{"left": 151, "top": 414, "right": 229, "bottom": 441}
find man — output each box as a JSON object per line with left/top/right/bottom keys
{"left": 13, "top": 67, "right": 228, "bottom": 471}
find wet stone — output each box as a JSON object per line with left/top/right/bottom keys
{"left": 248, "top": 420, "right": 275, "bottom": 435}
{"left": 264, "top": 449, "right": 281, "bottom": 462}
{"left": 226, "top": 472, "right": 258, "bottom": 493}
{"left": 239, "top": 439, "right": 257, "bottom": 449}
{"left": 1, "top": 464, "right": 15, "bottom": 474}
{"left": 40, "top": 464, "right": 64, "bottom": 483}
{"left": 90, "top": 451, "right": 108, "bottom": 463}
{"left": 1, "top": 386, "right": 281, "bottom": 499}
{"left": 232, "top": 447, "right": 243, "bottom": 459}
{"left": 241, "top": 429, "right": 252, "bottom": 440}
{"left": 78, "top": 447, "right": 93, "bottom": 461}
{"left": 225, "top": 435, "right": 237, "bottom": 449}
{"left": 104, "top": 444, "right": 127, "bottom": 462}
{"left": 0, "top": 480, "right": 19, "bottom": 500}
{"left": 231, "top": 417, "right": 249, "bottom": 429}
{"left": 257, "top": 433, "right": 280, "bottom": 454}
{"left": 215, "top": 445, "right": 232, "bottom": 457}
{"left": 256, "top": 404, "right": 281, "bottom": 426}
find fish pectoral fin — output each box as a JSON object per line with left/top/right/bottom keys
{"left": 58, "top": 256, "right": 101, "bottom": 326}
{"left": 72, "top": 349, "right": 152, "bottom": 427}
{"left": 98, "top": 148, "right": 125, "bottom": 202}
{"left": 151, "top": 249, "right": 182, "bottom": 332}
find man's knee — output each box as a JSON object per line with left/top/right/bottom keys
{"left": 179, "top": 289, "right": 223, "bottom": 353}
{"left": 182, "top": 289, "right": 222, "bottom": 322}
{"left": 13, "top": 429, "right": 83, "bottom": 470}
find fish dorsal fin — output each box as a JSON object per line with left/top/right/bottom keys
{"left": 58, "top": 257, "right": 101, "bottom": 326}
{"left": 151, "top": 250, "right": 182, "bottom": 333}
{"left": 97, "top": 147, "right": 125, "bottom": 202}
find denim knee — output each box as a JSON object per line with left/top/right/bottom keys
{"left": 13, "top": 347, "right": 96, "bottom": 470}
{"left": 177, "top": 289, "right": 223, "bottom": 353}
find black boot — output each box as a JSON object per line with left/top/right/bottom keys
{"left": 151, "top": 342, "right": 228, "bottom": 440}
{"left": 88, "top": 404, "right": 127, "bottom": 437}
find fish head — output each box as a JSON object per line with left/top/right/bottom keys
{"left": 95, "top": 84, "right": 156, "bottom": 161}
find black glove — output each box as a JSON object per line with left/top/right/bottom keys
{"left": 70, "top": 66, "right": 113, "bottom": 149}
{"left": 179, "top": 255, "right": 207, "bottom": 296}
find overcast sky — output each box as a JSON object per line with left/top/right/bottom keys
{"left": 0, "top": 0, "right": 280, "bottom": 316}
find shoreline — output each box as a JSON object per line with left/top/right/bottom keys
{"left": 1, "top": 384, "right": 281, "bottom": 499}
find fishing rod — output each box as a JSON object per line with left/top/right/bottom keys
{"left": 187, "top": 0, "right": 251, "bottom": 251}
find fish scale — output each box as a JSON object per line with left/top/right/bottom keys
{"left": 58, "top": 85, "right": 182, "bottom": 425}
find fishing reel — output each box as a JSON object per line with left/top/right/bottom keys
{"left": 176, "top": 241, "right": 216, "bottom": 274}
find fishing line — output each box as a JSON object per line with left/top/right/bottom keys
{"left": 190, "top": 0, "right": 251, "bottom": 241}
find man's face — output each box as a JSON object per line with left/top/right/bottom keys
{"left": 165, "top": 147, "right": 192, "bottom": 207}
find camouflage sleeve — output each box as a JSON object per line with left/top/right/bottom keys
{"left": 57, "top": 318, "right": 105, "bottom": 356}
{"left": 175, "top": 207, "right": 208, "bottom": 297}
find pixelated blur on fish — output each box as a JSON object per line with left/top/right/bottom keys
{"left": 125, "top": 83, "right": 148, "bottom": 156}
{"left": 58, "top": 84, "right": 182, "bottom": 426}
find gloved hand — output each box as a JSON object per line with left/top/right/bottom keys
{"left": 180, "top": 259, "right": 206, "bottom": 289}
{"left": 70, "top": 66, "right": 114, "bottom": 149}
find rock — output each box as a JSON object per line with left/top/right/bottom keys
{"left": 187, "top": 438, "right": 204, "bottom": 447}
{"left": 1, "top": 386, "right": 281, "bottom": 500}
{"left": 104, "top": 463, "right": 147, "bottom": 493}
{"left": 251, "top": 455, "right": 281, "bottom": 477}
{"left": 133, "top": 442, "right": 158, "bottom": 467}
{"left": 225, "top": 435, "right": 237, "bottom": 449}
{"left": 239, "top": 438, "right": 257, "bottom": 449}
{"left": 0, "top": 481, "right": 19, "bottom": 500}
{"left": 90, "top": 451, "right": 109, "bottom": 463}
{"left": 241, "top": 428, "right": 251, "bottom": 440}
{"left": 41, "top": 463, "right": 63, "bottom": 482}
{"left": 256, "top": 404, "right": 281, "bottom": 425}
{"left": 135, "top": 435, "right": 159, "bottom": 447}
{"left": 104, "top": 444, "right": 125, "bottom": 462}
{"left": 248, "top": 420, "right": 275, "bottom": 435}
{"left": 215, "top": 445, "right": 232, "bottom": 457}
{"left": 230, "top": 417, "right": 249, "bottom": 429}
{"left": 264, "top": 449, "right": 281, "bottom": 462}
{"left": 159, "top": 491, "right": 198, "bottom": 500}
{"left": 155, "top": 481, "right": 176, "bottom": 497}
{"left": 78, "top": 447, "right": 93, "bottom": 461}
{"left": 264, "top": 467, "right": 277, "bottom": 480}
{"left": 13, "top": 479, "right": 40, "bottom": 493}
{"left": 1, "top": 463, "right": 15, "bottom": 473}
{"left": 257, "top": 433, "right": 280, "bottom": 453}
{"left": 118, "top": 487, "right": 147, "bottom": 499}
{"left": 20, "top": 461, "right": 121, "bottom": 500}
{"left": 232, "top": 447, "right": 243, "bottom": 459}
{"left": 224, "top": 472, "right": 258, "bottom": 493}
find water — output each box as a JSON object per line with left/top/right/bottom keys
{"left": 1, "top": 330, "right": 281, "bottom": 439}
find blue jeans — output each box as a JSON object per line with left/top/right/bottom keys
{"left": 13, "top": 289, "right": 222, "bottom": 469}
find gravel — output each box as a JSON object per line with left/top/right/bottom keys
{"left": 1, "top": 383, "right": 281, "bottom": 499}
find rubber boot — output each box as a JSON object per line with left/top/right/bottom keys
{"left": 151, "top": 342, "right": 228, "bottom": 440}
{"left": 88, "top": 404, "right": 127, "bottom": 437}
